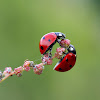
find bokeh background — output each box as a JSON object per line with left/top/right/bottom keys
{"left": 0, "top": 0, "right": 100, "bottom": 100}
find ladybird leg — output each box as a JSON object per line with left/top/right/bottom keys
{"left": 57, "top": 39, "right": 60, "bottom": 43}
{"left": 49, "top": 48, "right": 52, "bottom": 57}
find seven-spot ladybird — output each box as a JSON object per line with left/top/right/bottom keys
{"left": 54, "top": 53, "right": 76, "bottom": 72}
{"left": 39, "top": 32, "right": 65, "bottom": 54}
{"left": 54, "top": 45, "right": 76, "bottom": 72}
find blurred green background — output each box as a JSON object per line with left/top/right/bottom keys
{"left": 0, "top": 0, "right": 100, "bottom": 100}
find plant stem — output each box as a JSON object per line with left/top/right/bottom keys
{"left": 0, "top": 72, "right": 15, "bottom": 83}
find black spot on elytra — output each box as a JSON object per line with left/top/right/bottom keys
{"left": 41, "top": 46, "right": 44, "bottom": 50}
{"left": 69, "top": 65, "right": 72, "bottom": 68}
{"left": 71, "top": 55, "right": 73, "bottom": 57}
{"left": 66, "top": 58, "right": 68, "bottom": 62}
{"left": 59, "top": 68, "right": 62, "bottom": 70}
{"left": 43, "top": 37, "right": 45, "bottom": 39}
{"left": 48, "top": 39, "right": 51, "bottom": 42}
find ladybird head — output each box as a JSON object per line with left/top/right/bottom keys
{"left": 67, "top": 44, "right": 76, "bottom": 54}
{"left": 55, "top": 32, "right": 66, "bottom": 39}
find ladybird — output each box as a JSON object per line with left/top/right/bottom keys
{"left": 39, "top": 32, "right": 65, "bottom": 55}
{"left": 54, "top": 44, "right": 76, "bottom": 72}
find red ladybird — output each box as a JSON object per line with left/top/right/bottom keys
{"left": 39, "top": 32, "right": 65, "bottom": 54}
{"left": 54, "top": 53, "right": 76, "bottom": 72}
{"left": 54, "top": 44, "right": 76, "bottom": 72}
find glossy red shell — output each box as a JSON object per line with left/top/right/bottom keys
{"left": 39, "top": 32, "right": 57, "bottom": 54}
{"left": 54, "top": 53, "right": 76, "bottom": 72}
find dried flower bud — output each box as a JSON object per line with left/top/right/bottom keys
{"left": 60, "top": 39, "right": 70, "bottom": 48}
{"left": 14, "top": 66, "right": 23, "bottom": 76}
{"left": 23, "top": 60, "right": 35, "bottom": 72}
{"left": 17, "top": 73, "right": 22, "bottom": 77}
{"left": 29, "top": 61, "right": 34, "bottom": 67}
{"left": 42, "top": 53, "right": 53, "bottom": 65}
{"left": 23, "top": 61, "right": 30, "bottom": 72}
{"left": 3, "top": 67, "right": 13, "bottom": 76}
{"left": 33, "top": 64, "right": 44, "bottom": 75}
{"left": 55, "top": 47, "right": 66, "bottom": 59}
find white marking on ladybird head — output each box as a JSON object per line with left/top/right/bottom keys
{"left": 59, "top": 33, "right": 62, "bottom": 36}
{"left": 70, "top": 47, "right": 74, "bottom": 51}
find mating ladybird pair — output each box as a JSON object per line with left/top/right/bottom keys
{"left": 39, "top": 32, "right": 76, "bottom": 72}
